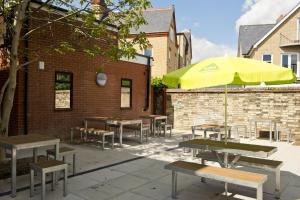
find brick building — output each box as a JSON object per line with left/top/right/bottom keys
{"left": 0, "top": 1, "right": 152, "bottom": 137}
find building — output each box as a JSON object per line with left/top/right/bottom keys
{"left": 238, "top": 3, "right": 300, "bottom": 80}
{"left": 177, "top": 31, "right": 192, "bottom": 68}
{"left": 129, "top": 6, "right": 192, "bottom": 78}
{"left": 0, "top": 1, "right": 152, "bottom": 137}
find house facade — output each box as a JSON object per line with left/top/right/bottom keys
{"left": 238, "top": 3, "right": 300, "bottom": 80}
{"left": 177, "top": 31, "right": 192, "bottom": 68}
{"left": 129, "top": 6, "right": 192, "bottom": 78}
{"left": 0, "top": 1, "right": 152, "bottom": 137}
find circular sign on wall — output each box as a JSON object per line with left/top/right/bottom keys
{"left": 96, "top": 73, "right": 107, "bottom": 86}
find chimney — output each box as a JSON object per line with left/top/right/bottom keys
{"left": 276, "top": 14, "right": 285, "bottom": 23}
{"left": 91, "top": 0, "right": 107, "bottom": 20}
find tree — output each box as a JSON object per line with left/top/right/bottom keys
{"left": 0, "top": 0, "right": 151, "bottom": 138}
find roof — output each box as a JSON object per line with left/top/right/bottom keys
{"left": 253, "top": 3, "right": 300, "bottom": 49}
{"left": 238, "top": 24, "right": 275, "bottom": 55}
{"left": 130, "top": 7, "right": 174, "bottom": 34}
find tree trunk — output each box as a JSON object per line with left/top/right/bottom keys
{"left": 0, "top": 0, "right": 31, "bottom": 159}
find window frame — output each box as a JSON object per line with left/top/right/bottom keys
{"left": 281, "top": 52, "right": 300, "bottom": 78}
{"left": 54, "top": 71, "right": 73, "bottom": 111}
{"left": 120, "top": 78, "right": 132, "bottom": 109}
{"left": 262, "top": 54, "right": 273, "bottom": 63}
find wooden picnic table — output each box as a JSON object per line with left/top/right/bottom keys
{"left": 0, "top": 134, "right": 60, "bottom": 197}
{"left": 191, "top": 124, "right": 231, "bottom": 141}
{"left": 140, "top": 115, "right": 167, "bottom": 136}
{"left": 84, "top": 117, "right": 143, "bottom": 146}
{"left": 179, "top": 138, "right": 277, "bottom": 195}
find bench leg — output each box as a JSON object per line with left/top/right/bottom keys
{"left": 171, "top": 171, "right": 177, "bottom": 199}
{"left": 275, "top": 169, "right": 280, "bottom": 198}
{"left": 42, "top": 172, "right": 46, "bottom": 200}
{"left": 257, "top": 185, "right": 263, "bottom": 200}
{"left": 102, "top": 134, "right": 105, "bottom": 150}
{"left": 52, "top": 172, "right": 55, "bottom": 191}
{"left": 73, "top": 154, "right": 76, "bottom": 175}
{"left": 112, "top": 134, "right": 115, "bottom": 148}
{"left": 63, "top": 168, "right": 68, "bottom": 197}
{"left": 201, "top": 159, "right": 206, "bottom": 183}
{"left": 30, "top": 169, "right": 34, "bottom": 197}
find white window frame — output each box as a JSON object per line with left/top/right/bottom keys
{"left": 281, "top": 52, "right": 300, "bottom": 78}
{"left": 262, "top": 53, "right": 273, "bottom": 63}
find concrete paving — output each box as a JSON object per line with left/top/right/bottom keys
{"left": 0, "top": 130, "right": 300, "bottom": 200}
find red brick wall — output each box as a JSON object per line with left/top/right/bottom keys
{"left": 10, "top": 5, "right": 151, "bottom": 137}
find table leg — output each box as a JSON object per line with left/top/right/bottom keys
{"left": 269, "top": 121, "right": 273, "bottom": 142}
{"left": 274, "top": 122, "right": 278, "bottom": 141}
{"left": 254, "top": 121, "right": 257, "bottom": 139}
{"left": 224, "top": 152, "right": 228, "bottom": 196}
{"left": 153, "top": 119, "right": 156, "bottom": 137}
{"left": 140, "top": 122, "right": 143, "bottom": 144}
{"left": 192, "top": 126, "right": 195, "bottom": 138}
{"left": 33, "top": 148, "right": 38, "bottom": 163}
{"left": 119, "top": 125, "right": 123, "bottom": 147}
{"left": 11, "top": 147, "right": 17, "bottom": 197}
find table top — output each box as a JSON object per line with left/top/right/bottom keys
{"left": 250, "top": 118, "right": 280, "bottom": 123}
{"left": 0, "top": 134, "right": 60, "bottom": 150}
{"left": 140, "top": 115, "right": 167, "bottom": 119}
{"left": 192, "top": 124, "right": 228, "bottom": 130}
{"left": 85, "top": 116, "right": 142, "bottom": 125}
{"left": 179, "top": 139, "right": 277, "bottom": 158}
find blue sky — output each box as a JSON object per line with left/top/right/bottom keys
{"left": 152, "top": 0, "right": 244, "bottom": 47}
{"left": 151, "top": 0, "right": 300, "bottom": 62}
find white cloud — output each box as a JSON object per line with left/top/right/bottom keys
{"left": 236, "top": 0, "right": 299, "bottom": 30}
{"left": 191, "top": 35, "right": 236, "bottom": 63}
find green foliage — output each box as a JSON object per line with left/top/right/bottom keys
{"left": 0, "top": 0, "right": 152, "bottom": 60}
{"left": 151, "top": 77, "right": 165, "bottom": 89}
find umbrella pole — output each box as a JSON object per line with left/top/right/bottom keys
{"left": 224, "top": 85, "right": 228, "bottom": 144}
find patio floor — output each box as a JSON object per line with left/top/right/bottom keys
{"left": 0, "top": 130, "right": 300, "bottom": 200}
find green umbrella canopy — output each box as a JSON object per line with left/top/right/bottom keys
{"left": 162, "top": 57, "right": 296, "bottom": 89}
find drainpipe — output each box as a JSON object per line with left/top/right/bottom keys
{"left": 23, "top": 9, "right": 29, "bottom": 135}
{"left": 144, "top": 56, "right": 152, "bottom": 111}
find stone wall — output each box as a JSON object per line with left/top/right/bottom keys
{"left": 166, "top": 87, "right": 300, "bottom": 139}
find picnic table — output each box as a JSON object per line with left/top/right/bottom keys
{"left": 84, "top": 117, "right": 143, "bottom": 146}
{"left": 0, "top": 134, "right": 60, "bottom": 197}
{"left": 191, "top": 124, "right": 231, "bottom": 141}
{"left": 249, "top": 118, "right": 280, "bottom": 142}
{"left": 140, "top": 115, "right": 167, "bottom": 136}
{"left": 179, "top": 138, "right": 278, "bottom": 195}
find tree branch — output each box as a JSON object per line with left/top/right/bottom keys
{"left": 0, "top": 78, "right": 9, "bottom": 122}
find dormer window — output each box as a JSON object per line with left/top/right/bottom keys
{"left": 169, "top": 26, "right": 175, "bottom": 42}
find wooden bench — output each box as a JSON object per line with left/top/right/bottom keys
{"left": 46, "top": 147, "right": 76, "bottom": 175}
{"left": 165, "top": 161, "right": 267, "bottom": 200}
{"left": 93, "top": 129, "right": 114, "bottom": 150}
{"left": 30, "top": 160, "right": 68, "bottom": 200}
{"left": 196, "top": 151, "right": 282, "bottom": 197}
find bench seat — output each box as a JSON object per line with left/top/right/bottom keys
{"left": 196, "top": 151, "right": 282, "bottom": 197}
{"left": 165, "top": 161, "right": 267, "bottom": 200}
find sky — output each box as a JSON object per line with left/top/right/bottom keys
{"left": 151, "top": 0, "right": 300, "bottom": 63}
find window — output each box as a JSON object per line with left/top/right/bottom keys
{"left": 144, "top": 48, "right": 153, "bottom": 57}
{"left": 169, "top": 26, "right": 175, "bottom": 42}
{"left": 55, "top": 72, "right": 72, "bottom": 110}
{"left": 262, "top": 54, "right": 272, "bottom": 63}
{"left": 121, "top": 79, "right": 132, "bottom": 109}
{"left": 282, "top": 53, "right": 298, "bottom": 75}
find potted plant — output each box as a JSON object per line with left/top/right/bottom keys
{"left": 96, "top": 67, "right": 107, "bottom": 86}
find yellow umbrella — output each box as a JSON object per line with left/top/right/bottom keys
{"left": 162, "top": 56, "right": 296, "bottom": 143}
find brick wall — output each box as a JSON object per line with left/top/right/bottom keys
{"left": 166, "top": 88, "right": 300, "bottom": 139}
{"left": 1, "top": 5, "right": 151, "bottom": 137}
